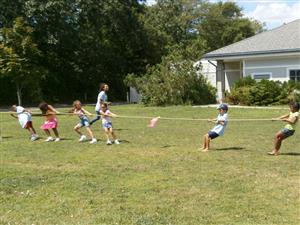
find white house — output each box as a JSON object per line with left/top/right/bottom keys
{"left": 194, "top": 60, "right": 217, "bottom": 88}
{"left": 203, "top": 19, "right": 300, "bottom": 100}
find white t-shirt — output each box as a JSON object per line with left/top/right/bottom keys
{"left": 95, "top": 91, "right": 107, "bottom": 111}
{"left": 210, "top": 113, "right": 228, "bottom": 136}
{"left": 16, "top": 106, "right": 32, "bottom": 128}
{"left": 100, "top": 109, "right": 112, "bottom": 124}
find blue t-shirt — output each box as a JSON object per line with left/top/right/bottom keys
{"left": 210, "top": 113, "right": 228, "bottom": 136}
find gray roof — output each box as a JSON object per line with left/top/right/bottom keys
{"left": 204, "top": 19, "right": 300, "bottom": 59}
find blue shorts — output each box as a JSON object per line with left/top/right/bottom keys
{"left": 80, "top": 117, "right": 90, "bottom": 127}
{"left": 280, "top": 128, "right": 295, "bottom": 138}
{"left": 208, "top": 131, "right": 219, "bottom": 139}
{"left": 102, "top": 121, "right": 112, "bottom": 129}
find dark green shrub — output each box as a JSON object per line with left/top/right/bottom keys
{"left": 248, "top": 80, "right": 281, "bottom": 105}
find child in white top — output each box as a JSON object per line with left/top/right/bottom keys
{"left": 10, "top": 105, "right": 38, "bottom": 141}
{"left": 70, "top": 100, "right": 97, "bottom": 144}
{"left": 202, "top": 104, "right": 228, "bottom": 152}
{"left": 90, "top": 83, "right": 109, "bottom": 125}
{"left": 100, "top": 103, "right": 120, "bottom": 145}
{"left": 268, "top": 102, "right": 299, "bottom": 156}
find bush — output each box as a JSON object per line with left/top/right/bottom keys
{"left": 226, "top": 77, "right": 300, "bottom": 106}
{"left": 124, "top": 59, "right": 216, "bottom": 106}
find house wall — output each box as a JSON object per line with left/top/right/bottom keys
{"left": 244, "top": 56, "right": 300, "bottom": 82}
{"left": 195, "top": 60, "right": 217, "bottom": 87}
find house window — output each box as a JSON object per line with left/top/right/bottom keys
{"left": 251, "top": 73, "right": 271, "bottom": 81}
{"left": 290, "top": 70, "right": 300, "bottom": 81}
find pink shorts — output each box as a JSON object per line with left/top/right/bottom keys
{"left": 41, "top": 118, "right": 58, "bottom": 130}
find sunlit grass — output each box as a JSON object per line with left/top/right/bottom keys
{"left": 1, "top": 105, "right": 299, "bottom": 225}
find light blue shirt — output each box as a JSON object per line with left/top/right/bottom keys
{"left": 210, "top": 113, "right": 228, "bottom": 136}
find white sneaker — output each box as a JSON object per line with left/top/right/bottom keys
{"left": 31, "top": 135, "right": 38, "bottom": 141}
{"left": 114, "top": 139, "right": 120, "bottom": 145}
{"left": 89, "top": 138, "right": 97, "bottom": 144}
{"left": 106, "top": 140, "right": 112, "bottom": 145}
{"left": 54, "top": 138, "right": 60, "bottom": 142}
{"left": 45, "top": 137, "right": 54, "bottom": 142}
{"left": 79, "top": 135, "right": 87, "bottom": 142}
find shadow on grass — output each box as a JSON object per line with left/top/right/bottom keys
{"left": 280, "top": 152, "right": 300, "bottom": 156}
{"left": 114, "top": 128, "right": 129, "bottom": 131}
{"left": 161, "top": 145, "right": 176, "bottom": 148}
{"left": 120, "top": 139, "right": 130, "bottom": 143}
{"left": 0, "top": 136, "right": 13, "bottom": 139}
{"left": 215, "top": 147, "right": 245, "bottom": 151}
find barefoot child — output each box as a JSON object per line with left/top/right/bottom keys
{"left": 10, "top": 105, "right": 38, "bottom": 141}
{"left": 70, "top": 100, "right": 97, "bottom": 144}
{"left": 202, "top": 104, "right": 228, "bottom": 152}
{"left": 268, "top": 102, "right": 299, "bottom": 156}
{"left": 100, "top": 103, "right": 120, "bottom": 145}
{"left": 39, "top": 102, "right": 60, "bottom": 142}
{"left": 90, "top": 83, "right": 110, "bottom": 125}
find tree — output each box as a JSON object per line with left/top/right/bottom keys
{"left": 0, "top": 17, "right": 46, "bottom": 105}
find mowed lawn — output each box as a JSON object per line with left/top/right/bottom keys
{"left": 0, "top": 105, "right": 299, "bottom": 225}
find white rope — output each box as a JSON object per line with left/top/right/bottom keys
{"left": 0, "top": 111, "right": 280, "bottom": 122}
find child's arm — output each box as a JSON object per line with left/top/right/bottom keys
{"left": 47, "top": 105, "right": 60, "bottom": 114}
{"left": 282, "top": 115, "right": 298, "bottom": 124}
{"left": 81, "top": 108, "right": 93, "bottom": 116}
{"left": 10, "top": 113, "right": 18, "bottom": 119}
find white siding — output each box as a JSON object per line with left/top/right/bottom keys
{"left": 244, "top": 56, "right": 300, "bottom": 82}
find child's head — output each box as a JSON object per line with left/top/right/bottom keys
{"left": 101, "top": 102, "right": 108, "bottom": 111}
{"left": 73, "top": 100, "right": 82, "bottom": 109}
{"left": 99, "top": 83, "right": 109, "bottom": 92}
{"left": 289, "top": 101, "right": 300, "bottom": 112}
{"left": 217, "top": 103, "right": 228, "bottom": 114}
{"left": 11, "top": 105, "right": 17, "bottom": 112}
{"left": 39, "top": 102, "right": 49, "bottom": 114}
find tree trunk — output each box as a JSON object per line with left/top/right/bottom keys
{"left": 16, "top": 83, "right": 22, "bottom": 106}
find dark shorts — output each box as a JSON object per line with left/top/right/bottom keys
{"left": 24, "top": 121, "right": 33, "bottom": 129}
{"left": 208, "top": 131, "right": 219, "bottom": 139}
{"left": 280, "top": 128, "right": 295, "bottom": 138}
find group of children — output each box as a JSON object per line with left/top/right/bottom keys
{"left": 11, "top": 83, "right": 120, "bottom": 145}
{"left": 10, "top": 82, "right": 299, "bottom": 155}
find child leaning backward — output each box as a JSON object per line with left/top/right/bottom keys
{"left": 268, "top": 101, "right": 299, "bottom": 156}
{"left": 69, "top": 100, "right": 97, "bottom": 144}
{"left": 10, "top": 105, "right": 39, "bottom": 141}
{"left": 202, "top": 104, "right": 228, "bottom": 152}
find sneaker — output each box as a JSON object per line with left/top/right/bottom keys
{"left": 30, "top": 135, "right": 38, "bottom": 141}
{"left": 106, "top": 140, "right": 112, "bottom": 145}
{"left": 79, "top": 135, "right": 87, "bottom": 142}
{"left": 114, "top": 139, "right": 120, "bottom": 145}
{"left": 89, "top": 138, "right": 97, "bottom": 144}
{"left": 45, "top": 137, "right": 54, "bottom": 142}
{"left": 54, "top": 138, "right": 60, "bottom": 142}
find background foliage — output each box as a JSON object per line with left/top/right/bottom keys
{"left": 226, "top": 77, "right": 300, "bottom": 106}
{"left": 0, "top": 0, "right": 262, "bottom": 105}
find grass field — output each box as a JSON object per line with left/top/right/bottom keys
{"left": 0, "top": 105, "right": 299, "bottom": 225}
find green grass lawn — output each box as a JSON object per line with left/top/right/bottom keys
{"left": 0, "top": 105, "right": 299, "bottom": 225}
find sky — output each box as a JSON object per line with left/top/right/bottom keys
{"left": 145, "top": 0, "right": 300, "bottom": 30}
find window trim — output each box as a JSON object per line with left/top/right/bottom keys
{"left": 288, "top": 68, "right": 300, "bottom": 81}
{"left": 251, "top": 72, "right": 272, "bottom": 81}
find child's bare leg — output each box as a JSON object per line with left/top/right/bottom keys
{"left": 202, "top": 134, "right": 210, "bottom": 152}
{"left": 104, "top": 128, "right": 110, "bottom": 141}
{"left": 52, "top": 128, "right": 59, "bottom": 138}
{"left": 269, "top": 132, "right": 285, "bottom": 155}
{"left": 202, "top": 134, "right": 207, "bottom": 149}
{"left": 44, "top": 129, "right": 51, "bottom": 136}
{"left": 86, "top": 127, "right": 94, "bottom": 139}
{"left": 74, "top": 124, "right": 82, "bottom": 136}
{"left": 27, "top": 127, "right": 36, "bottom": 136}
{"left": 110, "top": 128, "right": 117, "bottom": 140}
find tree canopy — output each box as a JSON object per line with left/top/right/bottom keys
{"left": 0, "top": 0, "right": 263, "bottom": 105}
